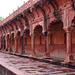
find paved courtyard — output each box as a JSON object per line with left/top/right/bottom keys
{"left": 0, "top": 53, "right": 75, "bottom": 75}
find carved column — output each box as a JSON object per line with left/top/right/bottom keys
{"left": 1, "top": 36, "right": 3, "bottom": 51}
{"left": 4, "top": 37, "right": 6, "bottom": 51}
{"left": 44, "top": 31, "right": 50, "bottom": 58}
{"left": 30, "top": 33, "right": 36, "bottom": 56}
{"left": 2, "top": 36, "right": 4, "bottom": 51}
{"left": 5, "top": 37, "right": 8, "bottom": 51}
{"left": 9, "top": 36, "right": 12, "bottom": 53}
{"left": 64, "top": 28, "right": 74, "bottom": 63}
{"left": 15, "top": 36, "right": 18, "bottom": 53}
{"left": 44, "top": 32, "right": 47, "bottom": 54}
{"left": 0, "top": 37, "right": 1, "bottom": 50}
{"left": 46, "top": 31, "right": 50, "bottom": 58}
{"left": 21, "top": 35, "right": 25, "bottom": 55}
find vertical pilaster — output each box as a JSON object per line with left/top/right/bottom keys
{"left": 44, "top": 32, "right": 47, "bottom": 54}
{"left": 30, "top": 33, "right": 36, "bottom": 56}
{"left": 46, "top": 31, "right": 50, "bottom": 57}
{"left": 1, "top": 36, "right": 3, "bottom": 50}
{"left": 21, "top": 36, "right": 25, "bottom": 55}
{"left": 64, "top": 29, "right": 74, "bottom": 63}
{"left": 5, "top": 37, "right": 8, "bottom": 51}
{"left": 0, "top": 37, "right": 1, "bottom": 50}
{"left": 15, "top": 37, "right": 18, "bottom": 53}
{"left": 2, "top": 36, "right": 4, "bottom": 51}
{"left": 9, "top": 36, "right": 12, "bottom": 52}
{"left": 44, "top": 31, "right": 50, "bottom": 58}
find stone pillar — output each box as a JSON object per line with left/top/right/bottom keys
{"left": 44, "top": 31, "right": 50, "bottom": 58}
{"left": 1, "top": 37, "right": 3, "bottom": 51}
{"left": 64, "top": 29, "right": 74, "bottom": 63}
{"left": 15, "top": 37, "right": 18, "bottom": 53}
{"left": 21, "top": 36, "right": 25, "bottom": 55}
{"left": 9, "top": 36, "right": 12, "bottom": 52}
{"left": 30, "top": 33, "right": 36, "bottom": 56}
{"left": 46, "top": 31, "right": 50, "bottom": 58}
{"left": 2, "top": 36, "right": 4, "bottom": 51}
{"left": 5, "top": 37, "right": 8, "bottom": 51}
{"left": 4, "top": 38, "right": 5, "bottom": 50}
{"left": 44, "top": 32, "right": 47, "bottom": 54}
{"left": 0, "top": 37, "right": 1, "bottom": 50}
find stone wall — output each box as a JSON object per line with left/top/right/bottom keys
{"left": 0, "top": 65, "right": 16, "bottom": 75}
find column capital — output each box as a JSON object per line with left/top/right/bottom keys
{"left": 30, "top": 32, "right": 36, "bottom": 57}
{"left": 14, "top": 36, "right": 18, "bottom": 39}
{"left": 31, "top": 33, "right": 35, "bottom": 38}
{"left": 47, "top": 30, "right": 52, "bottom": 35}
{"left": 44, "top": 31, "right": 47, "bottom": 36}
{"left": 64, "top": 27, "right": 74, "bottom": 33}
{"left": 44, "top": 31, "right": 52, "bottom": 36}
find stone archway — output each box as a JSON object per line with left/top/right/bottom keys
{"left": 17, "top": 31, "right": 21, "bottom": 54}
{"left": 23, "top": 29, "right": 31, "bottom": 55}
{"left": 11, "top": 33, "right": 15, "bottom": 52}
{"left": 34, "top": 25, "right": 44, "bottom": 57}
{"left": 72, "top": 29, "right": 75, "bottom": 60}
{"left": 72, "top": 17, "right": 75, "bottom": 60}
{"left": 2, "top": 36, "right": 6, "bottom": 51}
{"left": 48, "top": 21, "right": 66, "bottom": 61}
{"left": 7, "top": 34, "right": 10, "bottom": 51}
{"left": 3, "top": 36, "right": 6, "bottom": 51}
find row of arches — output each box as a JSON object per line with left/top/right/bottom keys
{"left": 0, "top": 0, "right": 74, "bottom": 63}
{"left": 0, "top": 0, "right": 74, "bottom": 35}
{"left": 0, "top": 20, "right": 75, "bottom": 62}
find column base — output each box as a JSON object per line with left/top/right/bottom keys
{"left": 64, "top": 54, "right": 74, "bottom": 63}
{"left": 21, "top": 50, "right": 25, "bottom": 55}
{"left": 12, "top": 51, "right": 16, "bottom": 55}
{"left": 15, "top": 50, "right": 18, "bottom": 54}
{"left": 30, "top": 51, "right": 37, "bottom": 57}
{"left": 6, "top": 49, "right": 8, "bottom": 51}
{"left": 43, "top": 52, "right": 50, "bottom": 58}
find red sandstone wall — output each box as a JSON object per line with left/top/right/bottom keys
{"left": 18, "top": 37, "right": 21, "bottom": 53}
{"left": 8, "top": 39, "right": 10, "bottom": 51}
{"left": 12, "top": 38, "right": 15, "bottom": 52}
{"left": 72, "top": 29, "right": 75, "bottom": 59}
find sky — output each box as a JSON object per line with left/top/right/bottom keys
{"left": 0, "top": 0, "right": 28, "bottom": 18}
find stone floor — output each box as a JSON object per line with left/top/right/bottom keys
{"left": 0, "top": 53, "right": 75, "bottom": 75}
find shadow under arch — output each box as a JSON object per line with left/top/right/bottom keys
{"left": 72, "top": 16, "right": 75, "bottom": 59}
{"left": 48, "top": 20, "right": 66, "bottom": 61}
{"left": 33, "top": 25, "right": 45, "bottom": 57}
{"left": 23, "top": 29, "right": 31, "bottom": 55}
{"left": 2, "top": 35, "right": 6, "bottom": 51}
{"left": 16, "top": 31, "right": 22, "bottom": 54}
{"left": 7, "top": 34, "right": 10, "bottom": 51}
{"left": 11, "top": 33, "right": 15, "bottom": 52}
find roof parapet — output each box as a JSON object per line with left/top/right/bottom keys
{"left": 0, "top": 0, "right": 40, "bottom": 26}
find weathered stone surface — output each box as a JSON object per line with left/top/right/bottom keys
{"left": 0, "top": 53, "right": 75, "bottom": 75}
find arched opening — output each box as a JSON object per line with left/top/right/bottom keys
{"left": 2, "top": 36, "right": 6, "bottom": 51}
{"left": 11, "top": 33, "right": 14, "bottom": 52}
{"left": 0, "top": 36, "right": 1, "bottom": 50}
{"left": 72, "top": 16, "right": 75, "bottom": 60}
{"left": 72, "top": 29, "right": 75, "bottom": 60}
{"left": 1, "top": 36, "right": 3, "bottom": 50}
{"left": 34, "top": 25, "right": 44, "bottom": 57}
{"left": 72, "top": 29, "right": 75, "bottom": 59}
{"left": 48, "top": 21, "right": 66, "bottom": 61}
{"left": 17, "top": 31, "right": 21, "bottom": 54}
{"left": 23, "top": 29, "right": 31, "bottom": 55}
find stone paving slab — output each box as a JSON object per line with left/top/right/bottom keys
{"left": 13, "top": 53, "right": 75, "bottom": 69}
{"left": 0, "top": 53, "right": 75, "bottom": 75}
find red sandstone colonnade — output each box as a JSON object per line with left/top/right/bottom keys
{"left": 0, "top": 0, "right": 75, "bottom": 63}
